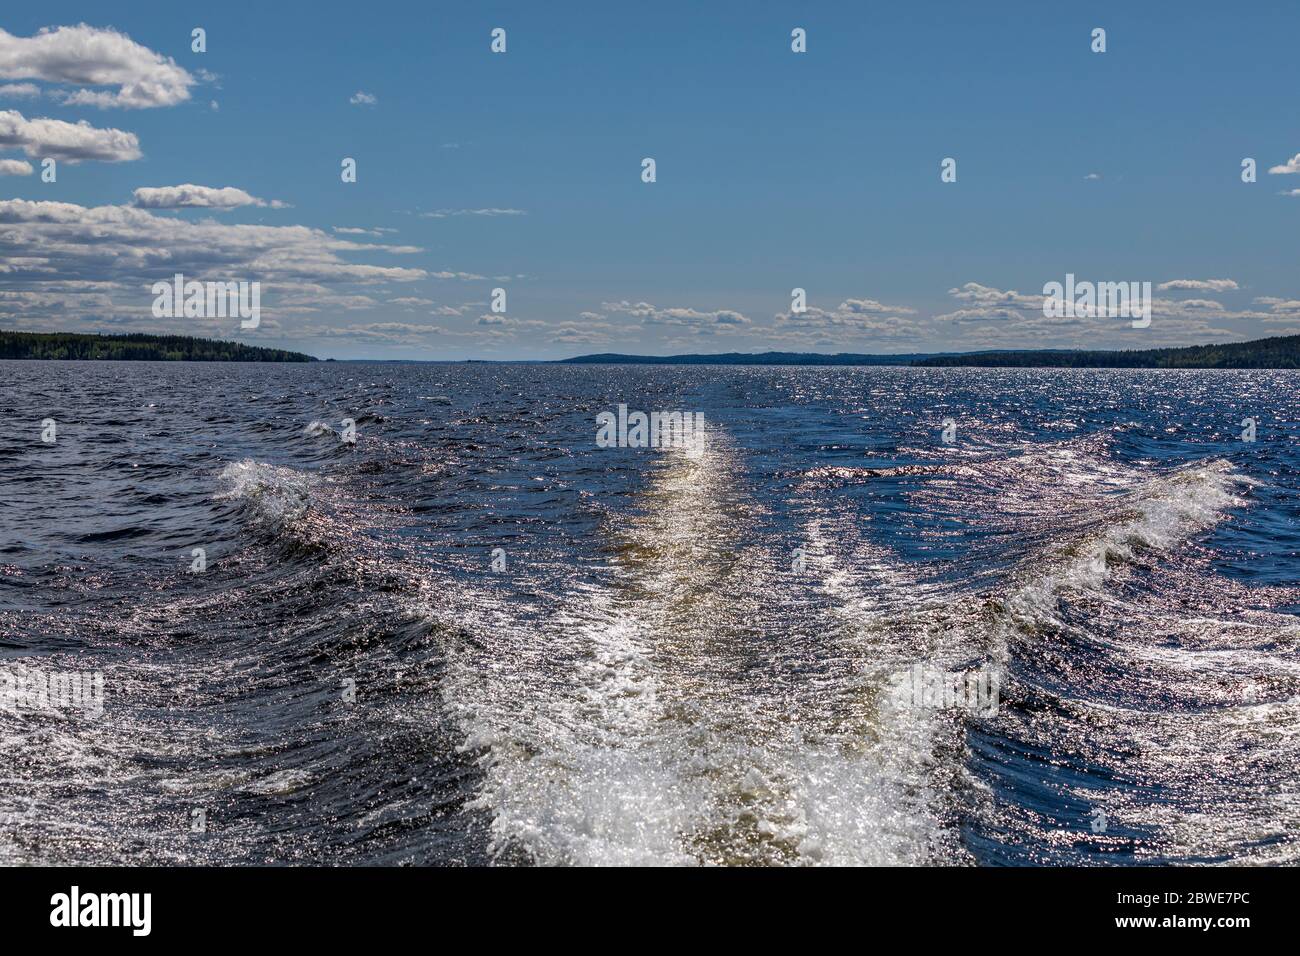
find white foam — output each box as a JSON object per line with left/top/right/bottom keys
{"left": 240, "top": 768, "right": 313, "bottom": 796}
{"left": 216, "top": 459, "right": 312, "bottom": 525}
{"left": 793, "top": 515, "right": 960, "bottom": 865}
{"left": 423, "top": 441, "right": 1251, "bottom": 866}
{"left": 430, "top": 436, "right": 957, "bottom": 865}
{"left": 1004, "top": 458, "right": 1244, "bottom": 627}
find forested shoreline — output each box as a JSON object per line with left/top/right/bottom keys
{"left": 0, "top": 331, "right": 317, "bottom": 362}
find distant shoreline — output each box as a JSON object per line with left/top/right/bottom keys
{"left": 562, "top": 333, "right": 1300, "bottom": 370}
{"left": 0, "top": 330, "right": 316, "bottom": 363}
{"left": 5, "top": 330, "right": 1299, "bottom": 369}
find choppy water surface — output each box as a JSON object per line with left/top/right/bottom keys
{"left": 1, "top": 361, "right": 1297, "bottom": 866}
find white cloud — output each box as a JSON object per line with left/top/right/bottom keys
{"left": 315, "top": 318, "right": 539, "bottom": 348}
{"left": 930, "top": 281, "right": 1263, "bottom": 348}
{"left": 0, "top": 157, "right": 32, "bottom": 175}
{"left": 349, "top": 91, "right": 377, "bottom": 106}
{"left": 602, "top": 300, "right": 752, "bottom": 333}
{"left": 0, "top": 199, "right": 430, "bottom": 330}
{"left": 946, "top": 282, "right": 1044, "bottom": 309}
{"left": 131, "top": 184, "right": 288, "bottom": 210}
{"left": 475, "top": 314, "right": 544, "bottom": 330}
{"left": 431, "top": 270, "right": 486, "bottom": 280}
{"left": 1157, "top": 279, "right": 1239, "bottom": 292}
{"left": 1253, "top": 297, "right": 1300, "bottom": 321}
{"left": 420, "top": 208, "right": 526, "bottom": 218}
{"left": 0, "top": 24, "right": 195, "bottom": 109}
{"left": 1084, "top": 172, "right": 1102, "bottom": 180}
{"left": 1268, "top": 153, "right": 1300, "bottom": 175}
{"left": 0, "top": 82, "right": 41, "bottom": 98}
{"left": 332, "top": 225, "right": 397, "bottom": 236}
{"left": 318, "top": 322, "right": 446, "bottom": 342}
{"left": 550, "top": 323, "right": 614, "bottom": 346}
{"left": 837, "top": 297, "right": 917, "bottom": 315}
{"left": 0, "top": 109, "right": 140, "bottom": 162}
{"left": 275, "top": 288, "right": 380, "bottom": 313}
{"left": 932, "top": 306, "right": 1028, "bottom": 323}
{"left": 772, "top": 297, "right": 924, "bottom": 345}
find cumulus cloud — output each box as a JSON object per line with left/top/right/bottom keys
{"left": 1253, "top": 297, "right": 1300, "bottom": 321}
{"left": 475, "top": 314, "right": 545, "bottom": 330}
{"left": 771, "top": 297, "right": 924, "bottom": 346}
{"left": 1157, "top": 279, "right": 1239, "bottom": 292}
{"left": 0, "top": 24, "right": 195, "bottom": 108}
{"left": 931, "top": 281, "right": 1263, "bottom": 349}
{"left": 430, "top": 302, "right": 480, "bottom": 316}
{"left": 0, "top": 82, "right": 40, "bottom": 98}
{"left": 945, "top": 282, "right": 1045, "bottom": 310}
{"left": 131, "top": 184, "right": 288, "bottom": 210}
{"left": 934, "top": 281, "right": 1214, "bottom": 328}
{"left": 550, "top": 322, "right": 614, "bottom": 346}
{"left": 0, "top": 109, "right": 141, "bottom": 162}
{"left": 836, "top": 297, "right": 917, "bottom": 316}
{"left": 1268, "top": 153, "right": 1300, "bottom": 175}
{"left": 942, "top": 281, "right": 1160, "bottom": 324}
{"left": 602, "top": 300, "right": 751, "bottom": 332}
{"left": 349, "top": 91, "right": 377, "bottom": 106}
{"left": 0, "top": 157, "right": 32, "bottom": 175}
{"left": 0, "top": 199, "right": 431, "bottom": 331}
{"left": 932, "top": 306, "right": 1028, "bottom": 323}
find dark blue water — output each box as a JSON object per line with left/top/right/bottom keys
{"left": 2, "top": 360, "right": 1297, "bottom": 865}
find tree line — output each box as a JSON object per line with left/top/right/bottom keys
{"left": 915, "top": 334, "right": 1300, "bottom": 369}
{"left": 0, "top": 331, "right": 317, "bottom": 362}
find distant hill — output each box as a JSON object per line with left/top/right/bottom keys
{"left": 915, "top": 334, "right": 1300, "bottom": 369}
{"left": 564, "top": 335, "right": 1300, "bottom": 370}
{"left": 0, "top": 330, "right": 317, "bottom": 362}
{"left": 561, "top": 351, "right": 936, "bottom": 366}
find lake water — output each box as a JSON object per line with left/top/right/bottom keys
{"left": 1, "top": 360, "right": 1297, "bottom": 865}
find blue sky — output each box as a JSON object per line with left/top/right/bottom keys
{"left": 1, "top": 0, "right": 1298, "bottom": 359}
